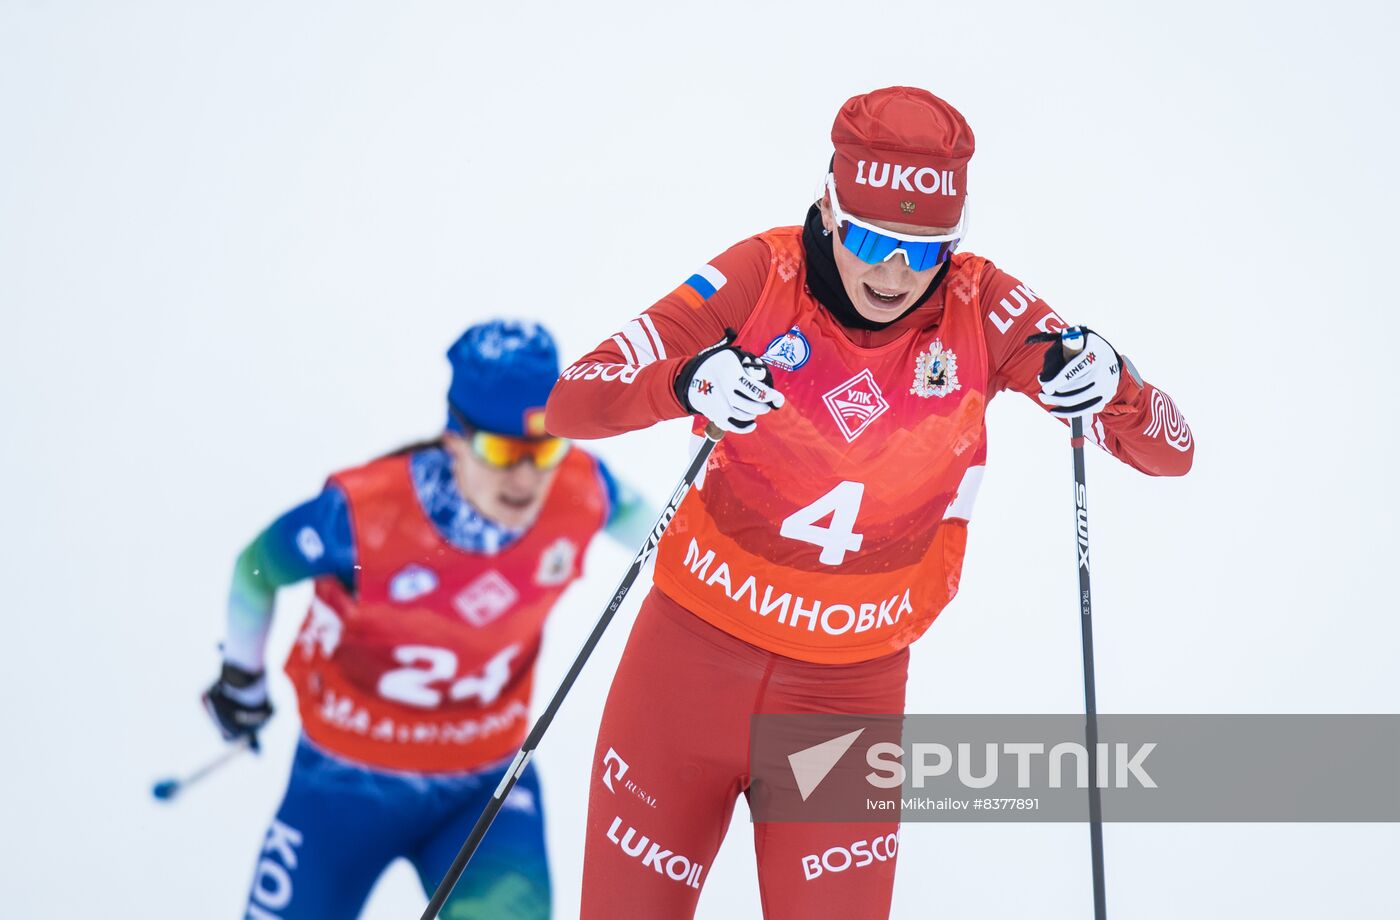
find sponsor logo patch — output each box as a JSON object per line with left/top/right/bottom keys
{"left": 855, "top": 160, "right": 958, "bottom": 196}
{"left": 534, "top": 537, "right": 577, "bottom": 587}
{"left": 987, "top": 283, "right": 1044, "bottom": 335}
{"left": 681, "top": 537, "right": 914, "bottom": 638}
{"left": 314, "top": 688, "right": 528, "bottom": 745}
{"left": 822, "top": 369, "right": 889, "bottom": 442}
{"left": 388, "top": 564, "right": 439, "bottom": 603}
{"left": 605, "top": 817, "right": 705, "bottom": 889}
{"left": 453, "top": 570, "right": 519, "bottom": 627}
{"left": 910, "top": 338, "right": 961, "bottom": 399}
{"left": 801, "top": 832, "right": 900, "bottom": 881}
{"left": 560, "top": 361, "right": 641, "bottom": 384}
{"left": 296, "top": 596, "right": 344, "bottom": 660}
{"left": 601, "top": 747, "right": 658, "bottom": 807}
{"left": 247, "top": 819, "right": 303, "bottom": 918}
{"left": 762, "top": 325, "right": 811, "bottom": 372}
{"left": 602, "top": 747, "right": 629, "bottom": 792}
{"left": 295, "top": 526, "right": 325, "bottom": 562}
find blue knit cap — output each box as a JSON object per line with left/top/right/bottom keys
{"left": 445, "top": 320, "right": 559, "bottom": 437}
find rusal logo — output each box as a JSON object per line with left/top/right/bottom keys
{"left": 602, "top": 748, "right": 628, "bottom": 792}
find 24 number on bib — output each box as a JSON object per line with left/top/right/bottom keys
{"left": 377, "top": 644, "right": 520, "bottom": 709}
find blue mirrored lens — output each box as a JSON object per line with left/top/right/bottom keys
{"left": 841, "top": 224, "right": 899, "bottom": 263}
{"left": 904, "top": 240, "right": 947, "bottom": 271}
{"left": 839, "top": 222, "right": 957, "bottom": 271}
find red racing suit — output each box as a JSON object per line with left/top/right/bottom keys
{"left": 546, "top": 227, "right": 1193, "bottom": 917}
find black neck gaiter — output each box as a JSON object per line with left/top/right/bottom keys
{"left": 801, "top": 203, "right": 949, "bottom": 331}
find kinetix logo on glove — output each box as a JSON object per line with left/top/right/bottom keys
{"left": 675, "top": 328, "right": 785, "bottom": 434}
{"left": 1063, "top": 351, "right": 1100, "bottom": 379}
{"left": 1027, "top": 326, "right": 1121, "bottom": 420}
{"left": 735, "top": 374, "right": 770, "bottom": 400}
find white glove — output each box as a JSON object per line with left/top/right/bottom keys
{"left": 675, "top": 329, "right": 785, "bottom": 434}
{"left": 1035, "top": 326, "right": 1121, "bottom": 419}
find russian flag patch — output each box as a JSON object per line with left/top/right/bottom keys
{"left": 673, "top": 263, "right": 728, "bottom": 309}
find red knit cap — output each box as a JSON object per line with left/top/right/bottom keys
{"left": 830, "top": 86, "right": 974, "bottom": 228}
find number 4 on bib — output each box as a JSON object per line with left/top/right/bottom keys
{"left": 779, "top": 481, "right": 865, "bottom": 565}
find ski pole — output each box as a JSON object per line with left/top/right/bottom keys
{"left": 1029, "top": 327, "right": 1108, "bottom": 919}
{"left": 1070, "top": 409, "right": 1108, "bottom": 920}
{"left": 419, "top": 423, "right": 725, "bottom": 920}
{"left": 152, "top": 734, "right": 256, "bottom": 802}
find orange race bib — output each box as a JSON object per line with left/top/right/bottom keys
{"left": 654, "top": 233, "right": 991, "bottom": 664}
{"left": 285, "top": 449, "right": 607, "bottom": 772}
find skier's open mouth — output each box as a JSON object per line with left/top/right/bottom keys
{"left": 499, "top": 493, "right": 536, "bottom": 510}
{"left": 862, "top": 283, "right": 909, "bottom": 310}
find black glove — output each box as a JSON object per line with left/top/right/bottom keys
{"left": 203, "top": 662, "right": 273, "bottom": 744}
{"left": 673, "top": 329, "right": 785, "bottom": 433}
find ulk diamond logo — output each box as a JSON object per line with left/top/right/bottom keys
{"left": 822, "top": 369, "right": 889, "bottom": 442}
{"left": 453, "top": 570, "right": 519, "bottom": 627}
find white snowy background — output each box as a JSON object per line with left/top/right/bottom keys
{"left": 3, "top": 1, "right": 1397, "bottom": 917}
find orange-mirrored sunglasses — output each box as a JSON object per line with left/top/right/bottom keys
{"left": 467, "top": 429, "right": 569, "bottom": 470}
{"left": 448, "top": 406, "right": 569, "bottom": 469}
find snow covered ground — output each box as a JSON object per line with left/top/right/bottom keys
{"left": 2, "top": 2, "right": 1397, "bottom": 917}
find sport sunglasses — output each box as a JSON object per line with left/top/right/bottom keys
{"left": 825, "top": 174, "right": 965, "bottom": 272}
{"left": 449, "top": 408, "right": 570, "bottom": 470}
